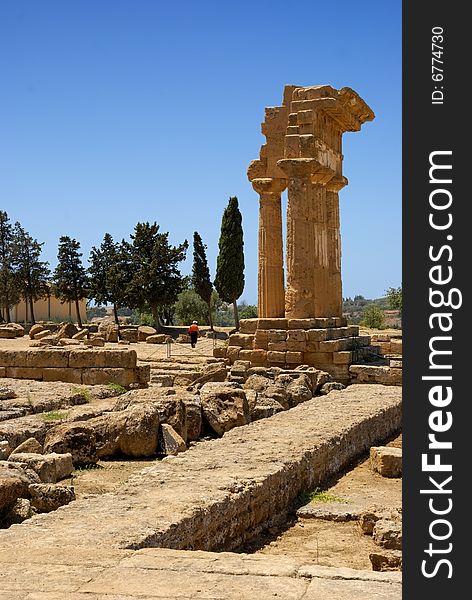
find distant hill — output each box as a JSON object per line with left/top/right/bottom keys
{"left": 343, "top": 296, "right": 401, "bottom": 327}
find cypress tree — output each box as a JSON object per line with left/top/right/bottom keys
{"left": 192, "top": 231, "right": 214, "bottom": 330}
{"left": 0, "top": 211, "right": 20, "bottom": 322}
{"left": 53, "top": 236, "right": 89, "bottom": 328}
{"left": 214, "top": 196, "right": 245, "bottom": 330}
{"left": 13, "top": 223, "right": 50, "bottom": 325}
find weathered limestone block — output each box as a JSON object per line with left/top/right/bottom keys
{"left": 114, "top": 389, "right": 187, "bottom": 443}
{"left": 138, "top": 326, "right": 157, "bottom": 341}
{"left": 56, "top": 323, "right": 78, "bottom": 340}
{"left": 268, "top": 341, "right": 287, "bottom": 352}
{"left": 228, "top": 334, "right": 254, "bottom": 349}
{"left": 258, "top": 318, "right": 288, "bottom": 330}
{"left": 250, "top": 349, "right": 267, "bottom": 364}
{"left": 253, "top": 329, "right": 269, "bottom": 349}
{"left": 34, "top": 329, "right": 52, "bottom": 340}
{"left": 267, "top": 331, "right": 286, "bottom": 345}
{"left": 22, "top": 347, "right": 71, "bottom": 367}
{"left": 370, "top": 550, "right": 402, "bottom": 572}
{"left": 43, "top": 423, "right": 98, "bottom": 466}
{"left": 250, "top": 396, "right": 285, "bottom": 421}
{"left": 0, "top": 328, "right": 17, "bottom": 339}
{"left": 370, "top": 446, "right": 402, "bottom": 478}
{"left": 68, "top": 349, "right": 105, "bottom": 368}
{"left": 136, "top": 364, "right": 151, "bottom": 384}
{"left": 373, "top": 518, "right": 402, "bottom": 550}
{"left": 3, "top": 497, "right": 33, "bottom": 524}
{"left": 0, "top": 416, "right": 49, "bottom": 452}
{"left": 90, "top": 404, "right": 160, "bottom": 458}
{"left": 212, "top": 346, "right": 227, "bottom": 359}
{"left": 8, "top": 453, "right": 57, "bottom": 483}
{"left": 192, "top": 363, "right": 227, "bottom": 386}
{"left": 29, "top": 483, "right": 75, "bottom": 513}
{"left": 98, "top": 321, "right": 119, "bottom": 342}
{"left": 0, "top": 441, "right": 11, "bottom": 460}
{"left": 389, "top": 340, "right": 403, "bottom": 354}
{"left": 11, "top": 438, "right": 43, "bottom": 455}
{"left": 181, "top": 395, "right": 202, "bottom": 442}
{"left": 286, "top": 351, "right": 304, "bottom": 364}
{"left": 72, "top": 329, "right": 88, "bottom": 340}
{"left": 303, "top": 351, "right": 333, "bottom": 366}
{"left": 199, "top": 382, "right": 250, "bottom": 436}
{"left": 239, "top": 319, "right": 258, "bottom": 334}
{"left": 320, "top": 382, "right": 345, "bottom": 395}
{"left": 82, "top": 368, "right": 136, "bottom": 387}
{"left": 104, "top": 349, "right": 137, "bottom": 369}
{"left": 59, "top": 338, "right": 80, "bottom": 346}
{"left": 29, "top": 324, "right": 44, "bottom": 339}
{"left": 120, "top": 329, "right": 138, "bottom": 343}
{"left": 267, "top": 351, "right": 286, "bottom": 364}
{"left": 0, "top": 469, "right": 30, "bottom": 514}
{"left": 159, "top": 424, "right": 187, "bottom": 455}
{"left": 42, "top": 368, "right": 82, "bottom": 384}
{"left": 333, "top": 351, "right": 353, "bottom": 364}
{"left": 226, "top": 346, "right": 241, "bottom": 364}
{"left": 5, "top": 367, "right": 43, "bottom": 380}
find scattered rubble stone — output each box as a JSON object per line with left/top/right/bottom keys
{"left": 159, "top": 423, "right": 187, "bottom": 455}
{"left": 370, "top": 446, "right": 402, "bottom": 478}
{"left": 373, "top": 518, "right": 402, "bottom": 550}
{"left": 11, "top": 437, "right": 43, "bottom": 455}
{"left": 43, "top": 422, "right": 98, "bottom": 466}
{"left": 370, "top": 550, "right": 402, "bottom": 572}
{"left": 320, "top": 382, "right": 346, "bottom": 395}
{"left": 200, "top": 382, "right": 250, "bottom": 436}
{"left": 29, "top": 483, "right": 75, "bottom": 513}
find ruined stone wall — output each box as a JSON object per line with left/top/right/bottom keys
{"left": 0, "top": 348, "right": 150, "bottom": 386}
{"left": 216, "top": 318, "right": 380, "bottom": 384}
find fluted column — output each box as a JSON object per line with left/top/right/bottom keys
{"left": 325, "top": 176, "right": 348, "bottom": 317}
{"left": 279, "top": 159, "right": 335, "bottom": 318}
{"left": 252, "top": 178, "right": 286, "bottom": 318}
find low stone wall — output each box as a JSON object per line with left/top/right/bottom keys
{"left": 0, "top": 384, "right": 401, "bottom": 553}
{"left": 0, "top": 348, "right": 150, "bottom": 386}
{"left": 370, "top": 335, "right": 402, "bottom": 356}
{"left": 350, "top": 364, "right": 402, "bottom": 386}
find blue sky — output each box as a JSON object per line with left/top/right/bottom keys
{"left": 0, "top": 0, "right": 401, "bottom": 304}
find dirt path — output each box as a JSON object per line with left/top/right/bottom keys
{"left": 253, "top": 435, "right": 402, "bottom": 570}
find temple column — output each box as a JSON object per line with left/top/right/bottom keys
{"left": 252, "top": 178, "right": 287, "bottom": 318}
{"left": 279, "top": 159, "right": 335, "bottom": 318}
{"left": 325, "top": 176, "right": 348, "bottom": 317}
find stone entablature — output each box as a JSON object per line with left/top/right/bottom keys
{"left": 248, "top": 84, "right": 374, "bottom": 320}
{"left": 0, "top": 348, "right": 149, "bottom": 386}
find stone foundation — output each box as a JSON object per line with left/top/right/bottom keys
{"left": 217, "top": 318, "right": 381, "bottom": 384}
{"left": 0, "top": 348, "right": 150, "bottom": 386}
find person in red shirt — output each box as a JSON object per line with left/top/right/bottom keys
{"left": 188, "top": 320, "right": 199, "bottom": 348}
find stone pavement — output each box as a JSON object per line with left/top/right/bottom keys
{"left": 0, "top": 547, "right": 401, "bottom": 599}
{"left": 0, "top": 384, "right": 402, "bottom": 598}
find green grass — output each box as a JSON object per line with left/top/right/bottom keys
{"left": 70, "top": 387, "right": 92, "bottom": 403}
{"left": 107, "top": 383, "right": 127, "bottom": 395}
{"left": 299, "top": 487, "right": 347, "bottom": 505}
{"left": 40, "top": 410, "right": 67, "bottom": 421}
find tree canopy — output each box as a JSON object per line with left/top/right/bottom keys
{"left": 214, "top": 197, "right": 245, "bottom": 329}
{"left": 53, "top": 236, "right": 89, "bottom": 328}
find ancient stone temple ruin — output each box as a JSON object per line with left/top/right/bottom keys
{"left": 220, "top": 85, "right": 380, "bottom": 383}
